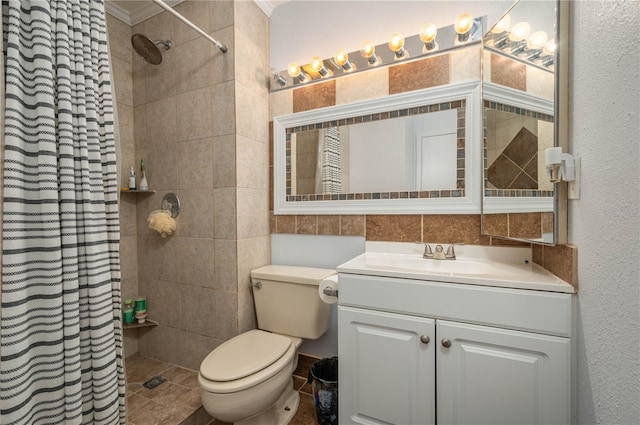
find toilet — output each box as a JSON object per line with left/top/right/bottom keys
{"left": 198, "top": 265, "right": 335, "bottom": 424}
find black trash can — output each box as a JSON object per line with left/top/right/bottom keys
{"left": 307, "top": 357, "right": 339, "bottom": 425}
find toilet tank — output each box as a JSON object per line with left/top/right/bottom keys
{"left": 250, "top": 265, "right": 334, "bottom": 339}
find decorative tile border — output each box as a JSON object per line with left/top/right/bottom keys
{"left": 483, "top": 100, "right": 554, "bottom": 197}
{"left": 286, "top": 100, "right": 467, "bottom": 202}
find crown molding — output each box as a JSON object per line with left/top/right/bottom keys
{"left": 254, "top": 0, "right": 276, "bottom": 17}
{"left": 105, "top": 0, "right": 185, "bottom": 26}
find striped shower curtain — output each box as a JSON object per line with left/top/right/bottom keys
{"left": 318, "top": 127, "right": 342, "bottom": 194}
{"left": 1, "top": 1, "right": 125, "bottom": 424}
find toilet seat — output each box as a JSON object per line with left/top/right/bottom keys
{"left": 199, "top": 330, "right": 298, "bottom": 394}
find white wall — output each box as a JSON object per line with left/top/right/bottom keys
{"left": 568, "top": 1, "right": 640, "bottom": 423}
{"left": 270, "top": 1, "right": 640, "bottom": 423}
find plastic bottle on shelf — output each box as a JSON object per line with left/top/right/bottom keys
{"left": 128, "top": 166, "right": 136, "bottom": 190}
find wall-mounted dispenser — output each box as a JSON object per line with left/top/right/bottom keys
{"left": 545, "top": 147, "right": 580, "bottom": 199}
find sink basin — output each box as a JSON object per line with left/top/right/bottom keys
{"left": 337, "top": 242, "right": 575, "bottom": 293}
{"left": 373, "top": 256, "right": 496, "bottom": 275}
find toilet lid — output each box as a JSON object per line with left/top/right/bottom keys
{"left": 200, "top": 330, "right": 292, "bottom": 382}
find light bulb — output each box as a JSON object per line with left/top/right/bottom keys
{"left": 360, "top": 40, "right": 379, "bottom": 65}
{"left": 333, "top": 49, "right": 354, "bottom": 71}
{"left": 287, "top": 62, "right": 301, "bottom": 78}
{"left": 310, "top": 56, "right": 330, "bottom": 77}
{"left": 491, "top": 14, "right": 511, "bottom": 34}
{"left": 509, "top": 22, "right": 531, "bottom": 42}
{"left": 528, "top": 31, "right": 548, "bottom": 49}
{"left": 454, "top": 13, "right": 474, "bottom": 35}
{"left": 543, "top": 39, "right": 557, "bottom": 55}
{"left": 419, "top": 23, "right": 437, "bottom": 43}
{"left": 388, "top": 33, "right": 407, "bottom": 59}
{"left": 287, "top": 61, "right": 308, "bottom": 83}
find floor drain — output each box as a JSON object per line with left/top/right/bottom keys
{"left": 143, "top": 376, "right": 166, "bottom": 389}
{"left": 284, "top": 407, "right": 291, "bottom": 411}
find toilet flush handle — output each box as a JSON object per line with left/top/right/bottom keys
{"left": 251, "top": 281, "right": 262, "bottom": 289}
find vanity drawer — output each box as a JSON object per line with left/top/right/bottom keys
{"left": 338, "top": 273, "right": 573, "bottom": 337}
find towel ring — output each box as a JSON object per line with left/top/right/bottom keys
{"left": 161, "top": 193, "right": 181, "bottom": 218}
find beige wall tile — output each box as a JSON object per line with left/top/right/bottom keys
{"left": 296, "top": 215, "right": 318, "bottom": 235}
{"left": 214, "top": 239, "right": 237, "bottom": 291}
{"left": 120, "top": 235, "right": 138, "bottom": 280}
{"left": 236, "top": 136, "right": 269, "bottom": 189}
{"left": 483, "top": 213, "right": 509, "bottom": 236}
{"left": 213, "top": 188, "right": 237, "bottom": 239}
{"left": 175, "top": 37, "right": 215, "bottom": 94}
{"left": 143, "top": 46, "right": 177, "bottom": 103}
{"left": 236, "top": 236, "right": 270, "bottom": 293}
{"left": 106, "top": 14, "right": 132, "bottom": 64}
{"left": 233, "top": 0, "right": 268, "bottom": 54}
{"left": 508, "top": 212, "right": 542, "bottom": 239}
{"left": 526, "top": 65, "right": 554, "bottom": 101}
{"left": 132, "top": 54, "right": 146, "bottom": 106}
{"left": 139, "top": 278, "right": 181, "bottom": 328}
{"left": 173, "top": 1, "right": 210, "bottom": 47}
{"left": 177, "top": 138, "right": 214, "bottom": 189}
{"left": 215, "top": 290, "right": 238, "bottom": 340}
{"left": 175, "top": 237, "right": 215, "bottom": 287}
{"left": 146, "top": 97, "right": 177, "bottom": 146}
{"left": 176, "top": 188, "right": 214, "bottom": 239}
{"left": 450, "top": 45, "right": 481, "bottom": 83}
{"left": 123, "top": 331, "right": 139, "bottom": 358}
{"left": 177, "top": 332, "right": 221, "bottom": 371}
{"left": 177, "top": 87, "right": 213, "bottom": 142}
{"left": 112, "top": 55, "right": 133, "bottom": 107}
{"left": 237, "top": 188, "right": 269, "bottom": 239}
{"left": 269, "top": 89, "right": 293, "bottom": 120}
{"left": 213, "top": 135, "right": 236, "bottom": 188}
{"left": 275, "top": 215, "right": 296, "bottom": 234}
{"left": 234, "top": 26, "right": 269, "bottom": 93}
{"left": 121, "top": 277, "right": 138, "bottom": 302}
{"left": 209, "top": 26, "right": 235, "bottom": 85}
{"left": 133, "top": 104, "right": 147, "bottom": 150}
{"left": 236, "top": 82, "right": 269, "bottom": 143}
{"left": 180, "top": 284, "right": 217, "bottom": 337}
{"left": 119, "top": 191, "right": 137, "bottom": 237}
{"left": 139, "top": 324, "right": 181, "bottom": 365}
{"left": 209, "top": 0, "right": 234, "bottom": 33}
{"left": 238, "top": 288, "right": 257, "bottom": 334}
{"left": 336, "top": 67, "right": 389, "bottom": 105}
{"left": 318, "top": 216, "right": 340, "bottom": 235}
{"left": 340, "top": 215, "right": 365, "bottom": 236}
{"left": 211, "top": 81, "right": 236, "bottom": 137}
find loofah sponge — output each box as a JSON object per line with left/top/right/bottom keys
{"left": 147, "top": 210, "right": 176, "bottom": 238}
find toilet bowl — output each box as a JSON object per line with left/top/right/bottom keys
{"left": 198, "top": 265, "right": 336, "bottom": 424}
{"left": 199, "top": 330, "right": 302, "bottom": 424}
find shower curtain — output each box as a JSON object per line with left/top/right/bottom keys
{"left": 0, "top": 1, "right": 125, "bottom": 424}
{"left": 315, "top": 127, "right": 342, "bottom": 194}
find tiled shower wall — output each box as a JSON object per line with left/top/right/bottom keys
{"left": 108, "top": 0, "right": 270, "bottom": 369}
{"left": 269, "top": 46, "right": 577, "bottom": 288}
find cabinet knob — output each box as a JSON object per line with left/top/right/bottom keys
{"left": 420, "top": 335, "right": 430, "bottom": 344}
{"left": 441, "top": 338, "right": 452, "bottom": 348}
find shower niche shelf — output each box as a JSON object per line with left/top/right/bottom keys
{"left": 120, "top": 189, "right": 156, "bottom": 194}
{"left": 123, "top": 319, "right": 158, "bottom": 330}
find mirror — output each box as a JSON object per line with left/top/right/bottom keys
{"left": 481, "top": 0, "right": 569, "bottom": 244}
{"left": 273, "top": 83, "right": 482, "bottom": 215}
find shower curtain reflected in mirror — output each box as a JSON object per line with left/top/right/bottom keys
{"left": 1, "top": 1, "right": 125, "bottom": 424}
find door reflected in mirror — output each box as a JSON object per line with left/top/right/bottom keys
{"left": 287, "top": 101, "right": 466, "bottom": 201}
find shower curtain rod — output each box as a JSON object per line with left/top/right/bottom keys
{"left": 151, "top": 0, "right": 228, "bottom": 53}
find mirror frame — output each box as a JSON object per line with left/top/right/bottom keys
{"left": 480, "top": 0, "right": 570, "bottom": 245}
{"left": 273, "top": 81, "right": 482, "bottom": 215}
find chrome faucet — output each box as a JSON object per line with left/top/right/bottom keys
{"left": 418, "top": 243, "right": 463, "bottom": 260}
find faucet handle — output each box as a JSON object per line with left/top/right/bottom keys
{"left": 445, "top": 243, "right": 464, "bottom": 259}
{"left": 415, "top": 242, "right": 433, "bottom": 258}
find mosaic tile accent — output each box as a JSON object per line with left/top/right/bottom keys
{"left": 286, "top": 100, "right": 467, "bottom": 202}
{"left": 484, "top": 100, "right": 554, "bottom": 198}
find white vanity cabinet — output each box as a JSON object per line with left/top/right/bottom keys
{"left": 338, "top": 272, "right": 574, "bottom": 425}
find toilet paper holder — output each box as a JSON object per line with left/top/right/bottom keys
{"left": 322, "top": 287, "right": 338, "bottom": 297}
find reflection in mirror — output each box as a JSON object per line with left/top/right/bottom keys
{"left": 481, "top": 0, "right": 563, "bottom": 244}
{"left": 289, "top": 107, "right": 464, "bottom": 198}
{"left": 273, "top": 83, "right": 482, "bottom": 215}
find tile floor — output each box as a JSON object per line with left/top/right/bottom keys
{"left": 125, "top": 353, "right": 320, "bottom": 425}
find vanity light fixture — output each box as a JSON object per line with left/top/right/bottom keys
{"left": 333, "top": 49, "right": 354, "bottom": 72}
{"left": 526, "top": 30, "right": 548, "bottom": 60}
{"left": 487, "top": 14, "right": 511, "bottom": 48}
{"left": 419, "top": 23, "right": 438, "bottom": 51}
{"left": 360, "top": 40, "right": 380, "bottom": 65}
{"left": 272, "top": 71, "right": 286, "bottom": 87}
{"left": 491, "top": 14, "right": 511, "bottom": 34}
{"left": 454, "top": 13, "right": 474, "bottom": 43}
{"left": 287, "top": 61, "right": 309, "bottom": 83}
{"left": 388, "top": 33, "right": 408, "bottom": 59}
{"left": 507, "top": 21, "right": 531, "bottom": 54}
{"left": 310, "top": 56, "right": 331, "bottom": 77}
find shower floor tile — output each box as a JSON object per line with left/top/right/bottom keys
{"left": 125, "top": 354, "right": 319, "bottom": 425}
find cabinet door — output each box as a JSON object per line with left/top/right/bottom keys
{"left": 338, "top": 306, "right": 435, "bottom": 425}
{"left": 437, "top": 320, "right": 571, "bottom": 425}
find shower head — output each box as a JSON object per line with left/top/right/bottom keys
{"left": 131, "top": 33, "right": 172, "bottom": 65}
